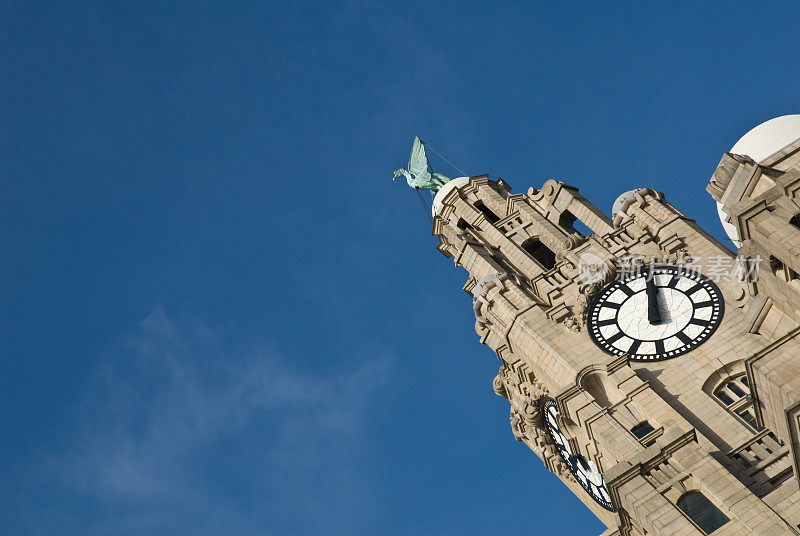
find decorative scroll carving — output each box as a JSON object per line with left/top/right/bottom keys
{"left": 494, "top": 364, "right": 548, "bottom": 426}
{"left": 492, "top": 364, "right": 574, "bottom": 480}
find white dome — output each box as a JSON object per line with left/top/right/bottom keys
{"left": 432, "top": 176, "right": 470, "bottom": 216}
{"left": 717, "top": 115, "right": 800, "bottom": 247}
{"left": 730, "top": 114, "right": 800, "bottom": 163}
{"left": 716, "top": 202, "right": 742, "bottom": 248}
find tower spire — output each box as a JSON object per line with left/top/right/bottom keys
{"left": 414, "top": 123, "right": 800, "bottom": 534}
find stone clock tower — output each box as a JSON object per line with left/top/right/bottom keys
{"left": 427, "top": 116, "right": 800, "bottom": 535}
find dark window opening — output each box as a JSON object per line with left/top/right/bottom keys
{"left": 715, "top": 391, "right": 734, "bottom": 405}
{"left": 677, "top": 491, "right": 729, "bottom": 534}
{"left": 735, "top": 407, "right": 761, "bottom": 430}
{"left": 770, "top": 256, "right": 784, "bottom": 275}
{"left": 521, "top": 238, "right": 556, "bottom": 270}
{"left": 728, "top": 383, "right": 745, "bottom": 398}
{"left": 457, "top": 218, "right": 472, "bottom": 230}
{"left": 791, "top": 214, "right": 800, "bottom": 230}
{"left": 714, "top": 374, "right": 763, "bottom": 432}
{"left": 631, "top": 421, "right": 656, "bottom": 440}
{"left": 558, "top": 209, "right": 594, "bottom": 236}
{"left": 558, "top": 211, "right": 577, "bottom": 233}
{"left": 474, "top": 201, "right": 500, "bottom": 224}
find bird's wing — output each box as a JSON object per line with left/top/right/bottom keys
{"left": 408, "top": 137, "right": 431, "bottom": 178}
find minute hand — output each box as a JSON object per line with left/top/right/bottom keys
{"left": 646, "top": 274, "right": 662, "bottom": 324}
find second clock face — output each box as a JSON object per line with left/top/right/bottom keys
{"left": 541, "top": 397, "right": 614, "bottom": 511}
{"left": 587, "top": 265, "right": 724, "bottom": 362}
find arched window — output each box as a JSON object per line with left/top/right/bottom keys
{"left": 521, "top": 238, "right": 556, "bottom": 270}
{"left": 677, "top": 491, "right": 728, "bottom": 534}
{"left": 713, "top": 373, "right": 761, "bottom": 431}
{"left": 555, "top": 210, "right": 593, "bottom": 236}
{"left": 558, "top": 210, "right": 578, "bottom": 233}
{"left": 580, "top": 370, "right": 624, "bottom": 408}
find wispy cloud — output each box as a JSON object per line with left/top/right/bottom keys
{"left": 52, "top": 307, "right": 391, "bottom": 535}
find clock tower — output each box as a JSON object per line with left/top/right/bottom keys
{"left": 426, "top": 116, "right": 800, "bottom": 535}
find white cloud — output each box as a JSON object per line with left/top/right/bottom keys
{"left": 57, "top": 307, "right": 391, "bottom": 535}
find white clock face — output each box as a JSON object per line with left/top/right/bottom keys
{"left": 541, "top": 398, "right": 614, "bottom": 511}
{"left": 587, "top": 265, "right": 724, "bottom": 362}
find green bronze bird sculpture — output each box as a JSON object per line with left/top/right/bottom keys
{"left": 393, "top": 137, "right": 450, "bottom": 194}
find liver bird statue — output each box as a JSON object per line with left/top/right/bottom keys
{"left": 393, "top": 137, "right": 450, "bottom": 194}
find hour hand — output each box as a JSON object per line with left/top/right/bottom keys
{"left": 646, "top": 273, "right": 662, "bottom": 324}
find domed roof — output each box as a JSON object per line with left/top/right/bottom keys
{"left": 717, "top": 115, "right": 800, "bottom": 247}
{"left": 730, "top": 114, "right": 800, "bottom": 163}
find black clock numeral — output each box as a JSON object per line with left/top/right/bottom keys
{"left": 603, "top": 302, "right": 621, "bottom": 310}
{"left": 619, "top": 285, "right": 634, "bottom": 297}
{"left": 666, "top": 274, "right": 680, "bottom": 288}
{"left": 628, "top": 340, "right": 641, "bottom": 354}
{"left": 654, "top": 339, "right": 665, "bottom": 355}
{"left": 684, "top": 283, "right": 703, "bottom": 296}
{"left": 675, "top": 332, "right": 692, "bottom": 345}
{"left": 596, "top": 318, "right": 617, "bottom": 327}
{"left": 689, "top": 318, "right": 711, "bottom": 327}
{"left": 693, "top": 300, "right": 713, "bottom": 308}
{"left": 605, "top": 331, "right": 625, "bottom": 345}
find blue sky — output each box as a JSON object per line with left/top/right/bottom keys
{"left": 2, "top": 2, "right": 799, "bottom": 535}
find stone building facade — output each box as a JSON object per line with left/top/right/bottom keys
{"left": 430, "top": 116, "right": 800, "bottom": 535}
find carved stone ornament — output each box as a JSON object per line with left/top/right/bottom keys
{"left": 493, "top": 373, "right": 508, "bottom": 399}
{"left": 509, "top": 406, "right": 526, "bottom": 441}
{"left": 666, "top": 248, "right": 692, "bottom": 266}
{"left": 563, "top": 234, "right": 587, "bottom": 251}
{"left": 495, "top": 365, "right": 549, "bottom": 429}
{"left": 563, "top": 315, "right": 581, "bottom": 332}
{"left": 573, "top": 253, "right": 617, "bottom": 322}
{"left": 494, "top": 364, "right": 577, "bottom": 481}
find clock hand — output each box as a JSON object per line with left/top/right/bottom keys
{"left": 646, "top": 272, "right": 662, "bottom": 324}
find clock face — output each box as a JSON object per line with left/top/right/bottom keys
{"left": 587, "top": 265, "right": 724, "bottom": 362}
{"left": 541, "top": 397, "right": 614, "bottom": 511}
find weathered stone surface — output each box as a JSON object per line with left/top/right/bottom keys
{"left": 430, "top": 123, "right": 800, "bottom": 534}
